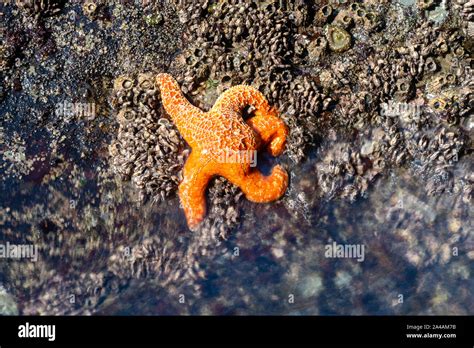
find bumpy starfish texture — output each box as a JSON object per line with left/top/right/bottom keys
{"left": 155, "top": 73, "right": 289, "bottom": 230}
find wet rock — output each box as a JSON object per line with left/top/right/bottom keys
{"left": 0, "top": 285, "right": 19, "bottom": 315}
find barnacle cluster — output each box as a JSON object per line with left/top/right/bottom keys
{"left": 303, "top": 1, "right": 383, "bottom": 62}
{"left": 173, "top": 0, "right": 324, "bottom": 163}
{"left": 316, "top": 142, "right": 380, "bottom": 202}
{"left": 0, "top": 40, "right": 12, "bottom": 72}
{"left": 0, "top": 27, "right": 25, "bottom": 73}
{"left": 109, "top": 73, "right": 185, "bottom": 203}
{"left": 14, "top": 0, "right": 63, "bottom": 18}
{"left": 167, "top": 1, "right": 471, "bottom": 209}
{"left": 126, "top": 0, "right": 474, "bottom": 225}
{"left": 199, "top": 177, "right": 242, "bottom": 239}
{"left": 307, "top": 12, "right": 471, "bottom": 204}
{"left": 458, "top": 0, "right": 474, "bottom": 22}
{"left": 109, "top": 72, "right": 243, "bottom": 236}
{"left": 0, "top": 162, "right": 223, "bottom": 314}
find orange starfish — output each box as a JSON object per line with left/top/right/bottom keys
{"left": 155, "top": 73, "right": 289, "bottom": 230}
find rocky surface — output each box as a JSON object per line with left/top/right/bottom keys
{"left": 0, "top": 0, "right": 472, "bottom": 314}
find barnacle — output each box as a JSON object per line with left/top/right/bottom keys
{"left": 429, "top": 97, "right": 448, "bottom": 111}
{"left": 363, "top": 11, "right": 381, "bottom": 31}
{"left": 325, "top": 25, "right": 351, "bottom": 53}
{"left": 82, "top": 0, "right": 100, "bottom": 19}
{"left": 307, "top": 36, "right": 327, "bottom": 62}
{"left": 113, "top": 75, "right": 135, "bottom": 92}
{"left": 318, "top": 5, "right": 334, "bottom": 24}
{"left": 424, "top": 57, "right": 437, "bottom": 73}
{"left": 138, "top": 73, "right": 156, "bottom": 92}
{"left": 334, "top": 10, "right": 353, "bottom": 29}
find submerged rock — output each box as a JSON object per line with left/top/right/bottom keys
{"left": 0, "top": 0, "right": 472, "bottom": 315}
{"left": 0, "top": 285, "right": 19, "bottom": 315}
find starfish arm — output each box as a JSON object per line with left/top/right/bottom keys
{"left": 156, "top": 73, "right": 204, "bottom": 146}
{"left": 178, "top": 151, "right": 212, "bottom": 231}
{"left": 211, "top": 85, "right": 274, "bottom": 116}
{"left": 246, "top": 114, "right": 289, "bottom": 156}
{"left": 229, "top": 165, "right": 289, "bottom": 203}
